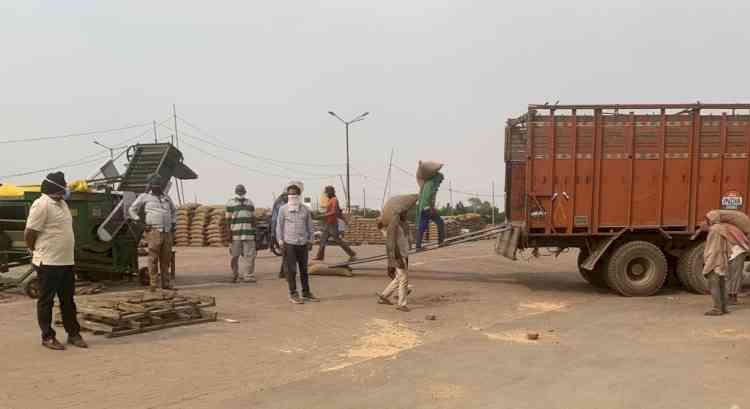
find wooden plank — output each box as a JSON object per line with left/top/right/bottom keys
{"left": 76, "top": 305, "right": 122, "bottom": 320}
{"left": 106, "top": 313, "right": 218, "bottom": 338}
{"left": 116, "top": 302, "right": 148, "bottom": 314}
{"left": 78, "top": 316, "right": 115, "bottom": 334}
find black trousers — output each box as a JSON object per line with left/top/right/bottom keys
{"left": 284, "top": 244, "right": 310, "bottom": 296}
{"left": 37, "top": 264, "right": 80, "bottom": 340}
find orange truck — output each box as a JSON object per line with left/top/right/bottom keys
{"left": 499, "top": 103, "right": 750, "bottom": 296}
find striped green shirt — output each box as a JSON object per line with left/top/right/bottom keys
{"left": 226, "top": 197, "right": 256, "bottom": 240}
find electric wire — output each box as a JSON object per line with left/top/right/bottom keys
{"left": 0, "top": 121, "right": 153, "bottom": 145}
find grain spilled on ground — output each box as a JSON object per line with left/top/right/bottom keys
{"left": 700, "top": 329, "right": 750, "bottom": 341}
{"left": 323, "top": 318, "right": 423, "bottom": 372}
{"left": 484, "top": 330, "right": 560, "bottom": 345}
{"left": 518, "top": 301, "right": 569, "bottom": 316}
{"left": 422, "top": 383, "right": 467, "bottom": 400}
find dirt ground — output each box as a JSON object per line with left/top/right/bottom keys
{"left": 2, "top": 242, "right": 750, "bottom": 409}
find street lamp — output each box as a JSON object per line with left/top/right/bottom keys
{"left": 328, "top": 111, "right": 369, "bottom": 212}
{"left": 92, "top": 140, "right": 117, "bottom": 160}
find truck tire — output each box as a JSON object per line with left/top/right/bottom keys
{"left": 577, "top": 248, "right": 608, "bottom": 288}
{"left": 605, "top": 241, "right": 668, "bottom": 297}
{"left": 676, "top": 242, "right": 709, "bottom": 294}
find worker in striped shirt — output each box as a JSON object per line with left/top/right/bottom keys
{"left": 225, "top": 184, "right": 257, "bottom": 283}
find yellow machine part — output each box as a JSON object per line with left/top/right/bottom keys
{"left": 0, "top": 184, "right": 40, "bottom": 197}
{"left": 0, "top": 179, "right": 88, "bottom": 197}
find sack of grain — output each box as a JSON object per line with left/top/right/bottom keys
{"left": 380, "top": 194, "right": 419, "bottom": 227}
{"left": 416, "top": 161, "right": 443, "bottom": 181}
{"left": 308, "top": 263, "right": 354, "bottom": 277}
{"left": 706, "top": 209, "right": 750, "bottom": 234}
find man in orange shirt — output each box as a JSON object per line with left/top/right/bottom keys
{"left": 314, "top": 186, "right": 356, "bottom": 262}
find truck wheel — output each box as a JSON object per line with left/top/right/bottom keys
{"left": 676, "top": 242, "right": 709, "bottom": 294}
{"left": 606, "top": 241, "right": 668, "bottom": 297}
{"left": 577, "top": 248, "right": 608, "bottom": 288}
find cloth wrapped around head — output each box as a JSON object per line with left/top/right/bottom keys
{"left": 41, "top": 172, "right": 66, "bottom": 195}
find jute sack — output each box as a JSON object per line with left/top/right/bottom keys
{"left": 308, "top": 263, "right": 354, "bottom": 277}
{"left": 380, "top": 194, "right": 419, "bottom": 227}
{"left": 416, "top": 161, "right": 443, "bottom": 180}
{"left": 706, "top": 210, "right": 750, "bottom": 234}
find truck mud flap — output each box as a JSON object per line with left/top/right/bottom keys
{"left": 580, "top": 230, "right": 625, "bottom": 271}
{"left": 495, "top": 225, "right": 522, "bottom": 260}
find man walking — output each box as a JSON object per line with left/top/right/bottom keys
{"left": 226, "top": 184, "right": 257, "bottom": 283}
{"left": 416, "top": 171, "right": 445, "bottom": 250}
{"left": 376, "top": 209, "right": 413, "bottom": 312}
{"left": 26, "top": 171, "right": 87, "bottom": 350}
{"left": 314, "top": 186, "right": 356, "bottom": 262}
{"left": 129, "top": 174, "right": 176, "bottom": 291}
{"left": 276, "top": 182, "right": 318, "bottom": 304}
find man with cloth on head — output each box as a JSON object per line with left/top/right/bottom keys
{"left": 702, "top": 210, "right": 750, "bottom": 315}
{"left": 225, "top": 184, "right": 257, "bottom": 283}
{"left": 25, "top": 171, "right": 87, "bottom": 350}
{"left": 129, "top": 174, "right": 176, "bottom": 291}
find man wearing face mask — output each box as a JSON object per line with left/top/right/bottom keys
{"left": 129, "top": 174, "right": 176, "bottom": 291}
{"left": 25, "top": 171, "right": 87, "bottom": 350}
{"left": 276, "top": 182, "right": 317, "bottom": 304}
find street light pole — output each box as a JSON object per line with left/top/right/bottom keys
{"left": 93, "top": 140, "right": 116, "bottom": 160}
{"left": 346, "top": 122, "right": 350, "bottom": 213}
{"left": 328, "top": 110, "right": 369, "bottom": 213}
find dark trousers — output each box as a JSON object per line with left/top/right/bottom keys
{"left": 36, "top": 264, "right": 80, "bottom": 340}
{"left": 316, "top": 223, "right": 355, "bottom": 259}
{"left": 416, "top": 211, "right": 445, "bottom": 249}
{"left": 284, "top": 244, "right": 310, "bottom": 296}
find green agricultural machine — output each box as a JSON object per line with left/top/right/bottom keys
{"left": 0, "top": 143, "right": 197, "bottom": 297}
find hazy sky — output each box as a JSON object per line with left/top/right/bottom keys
{"left": 2, "top": 0, "right": 749, "bottom": 208}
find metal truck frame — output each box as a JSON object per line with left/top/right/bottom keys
{"left": 501, "top": 103, "right": 750, "bottom": 296}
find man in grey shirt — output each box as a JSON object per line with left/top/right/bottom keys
{"left": 129, "top": 174, "right": 176, "bottom": 291}
{"left": 276, "top": 183, "right": 317, "bottom": 304}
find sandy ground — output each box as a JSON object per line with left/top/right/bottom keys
{"left": 1, "top": 242, "right": 750, "bottom": 409}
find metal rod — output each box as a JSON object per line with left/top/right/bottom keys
{"left": 381, "top": 148, "right": 394, "bottom": 209}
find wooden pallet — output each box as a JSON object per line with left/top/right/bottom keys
{"left": 56, "top": 289, "right": 217, "bottom": 338}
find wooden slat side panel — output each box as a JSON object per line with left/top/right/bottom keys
{"left": 662, "top": 160, "right": 691, "bottom": 225}
{"left": 632, "top": 160, "right": 660, "bottom": 225}
{"left": 507, "top": 163, "right": 526, "bottom": 223}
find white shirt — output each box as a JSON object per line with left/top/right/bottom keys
{"left": 26, "top": 194, "right": 75, "bottom": 266}
{"left": 129, "top": 193, "right": 177, "bottom": 232}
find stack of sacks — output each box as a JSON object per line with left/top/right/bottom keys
{"left": 341, "top": 217, "right": 386, "bottom": 245}
{"left": 174, "top": 203, "right": 200, "bottom": 247}
{"left": 189, "top": 206, "right": 213, "bottom": 246}
{"left": 207, "top": 206, "right": 230, "bottom": 247}
{"left": 453, "top": 213, "right": 485, "bottom": 231}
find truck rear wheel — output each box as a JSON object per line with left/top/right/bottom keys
{"left": 577, "top": 248, "right": 608, "bottom": 288}
{"left": 676, "top": 242, "right": 709, "bottom": 294}
{"left": 606, "top": 241, "right": 668, "bottom": 297}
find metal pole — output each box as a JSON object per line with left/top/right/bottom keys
{"left": 152, "top": 120, "right": 158, "bottom": 143}
{"left": 346, "top": 122, "right": 351, "bottom": 213}
{"left": 363, "top": 187, "right": 366, "bottom": 216}
{"left": 381, "top": 148, "right": 394, "bottom": 209}
{"left": 449, "top": 180, "right": 454, "bottom": 216}
{"left": 491, "top": 181, "right": 496, "bottom": 225}
{"left": 172, "top": 104, "right": 179, "bottom": 148}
